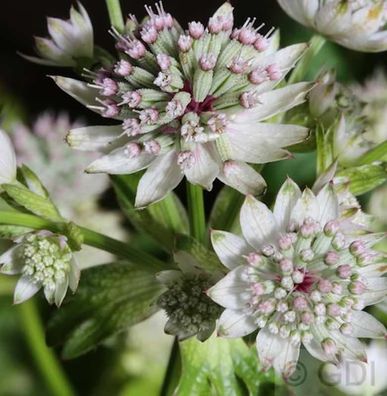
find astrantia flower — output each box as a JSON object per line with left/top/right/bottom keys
{"left": 22, "top": 2, "right": 93, "bottom": 67}
{"left": 156, "top": 252, "right": 222, "bottom": 341}
{"left": 0, "top": 231, "right": 80, "bottom": 306}
{"left": 278, "top": 0, "right": 387, "bottom": 52}
{"left": 61, "top": 2, "right": 312, "bottom": 207}
{"left": 9, "top": 113, "right": 107, "bottom": 217}
{"left": 0, "top": 129, "right": 17, "bottom": 185}
{"left": 208, "top": 178, "right": 387, "bottom": 377}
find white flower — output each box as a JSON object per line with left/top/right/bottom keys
{"left": 322, "top": 340, "right": 387, "bottom": 395}
{"left": 156, "top": 251, "right": 222, "bottom": 341}
{"left": 278, "top": 0, "right": 387, "bottom": 52}
{"left": 22, "top": 2, "right": 93, "bottom": 67}
{"left": 0, "top": 129, "right": 17, "bottom": 185}
{"left": 57, "top": 2, "right": 312, "bottom": 207}
{"left": 9, "top": 113, "right": 108, "bottom": 217}
{"left": 208, "top": 178, "right": 387, "bottom": 378}
{"left": 0, "top": 231, "right": 80, "bottom": 306}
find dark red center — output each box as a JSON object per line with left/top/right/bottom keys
{"left": 183, "top": 81, "right": 216, "bottom": 114}
{"left": 295, "top": 271, "right": 317, "bottom": 293}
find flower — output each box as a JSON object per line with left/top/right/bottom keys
{"left": 277, "top": 0, "right": 387, "bottom": 52}
{"left": 156, "top": 252, "right": 222, "bottom": 341}
{"left": 0, "top": 231, "right": 80, "bottom": 306}
{"left": 208, "top": 178, "right": 387, "bottom": 377}
{"left": 352, "top": 69, "right": 387, "bottom": 144}
{"left": 8, "top": 113, "right": 108, "bottom": 218}
{"left": 22, "top": 2, "right": 93, "bottom": 67}
{"left": 60, "top": 2, "right": 312, "bottom": 207}
{"left": 0, "top": 129, "right": 17, "bottom": 185}
{"left": 322, "top": 340, "right": 387, "bottom": 395}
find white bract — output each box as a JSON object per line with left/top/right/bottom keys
{"left": 208, "top": 178, "right": 387, "bottom": 377}
{"left": 23, "top": 2, "right": 93, "bottom": 66}
{"left": 59, "top": 2, "right": 312, "bottom": 207}
{"left": 278, "top": 0, "right": 387, "bottom": 52}
{"left": 0, "top": 129, "right": 17, "bottom": 185}
{"left": 0, "top": 231, "right": 80, "bottom": 306}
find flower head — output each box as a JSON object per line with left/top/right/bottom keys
{"left": 208, "top": 178, "right": 387, "bottom": 377}
{"left": 22, "top": 2, "right": 93, "bottom": 67}
{"left": 278, "top": 0, "right": 387, "bottom": 52}
{"left": 9, "top": 113, "right": 108, "bottom": 217}
{"left": 61, "top": 2, "right": 312, "bottom": 207}
{"left": 0, "top": 231, "right": 80, "bottom": 306}
{"left": 156, "top": 253, "right": 222, "bottom": 341}
{"left": 0, "top": 129, "right": 17, "bottom": 185}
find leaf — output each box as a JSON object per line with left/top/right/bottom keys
{"left": 175, "top": 336, "right": 271, "bottom": 396}
{"left": 336, "top": 163, "right": 387, "bottom": 196}
{"left": 111, "top": 175, "right": 188, "bottom": 251}
{"left": 357, "top": 140, "right": 387, "bottom": 165}
{"left": 175, "top": 234, "right": 225, "bottom": 274}
{"left": 18, "top": 165, "right": 50, "bottom": 198}
{"left": 2, "top": 183, "right": 62, "bottom": 222}
{"left": 209, "top": 186, "right": 244, "bottom": 232}
{"left": 46, "top": 261, "right": 164, "bottom": 358}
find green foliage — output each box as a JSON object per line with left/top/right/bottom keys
{"left": 111, "top": 175, "right": 188, "bottom": 252}
{"left": 46, "top": 261, "right": 164, "bottom": 359}
{"left": 175, "top": 336, "right": 273, "bottom": 396}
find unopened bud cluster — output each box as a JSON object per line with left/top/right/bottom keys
{"left": 158, "top": 275, "right": 222, "bottom": 341}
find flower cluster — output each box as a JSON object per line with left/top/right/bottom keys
{"left": 278, "top": 0, "right": 387, "bottom": 52}
{"left": 63, "top": 2, "right": 312, "bottom": 207}
{"left": 0, "top": 231, "right": 79, "bottom": 306}
{"left": 208, "top": 178, "right": 387, "bottom": 377}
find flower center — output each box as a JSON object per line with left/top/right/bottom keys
{"left": 184, "top": 81, "right": 216, "bottom": 114}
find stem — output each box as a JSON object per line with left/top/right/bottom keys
{"left": 0, "top": 211, "right": 165, "bottom": 271}
{"left": 19, "top": 300, "right": 75, "bottom": 396}
{"left": 186, "top": 183, "right": 206, "bottom": 244}
{"left": 288, "top": 35, "right": 326, "bottom": 84}
{"left": 160, "top": 338, "right": 181, "bottom": 396}
{"left": 105, "top": 0, "right": 125, "bottom": 32}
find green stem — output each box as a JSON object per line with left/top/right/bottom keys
{"left": 0, "top": 211, "right": 165, "bottom": 271}
{"left": 105, "top": 0, "right": 125, "bottom": 32}
{"left": 288, "top": 35, "right": 326, "bottom": 84}
{"left": 19, "top": 300, "right": 75, "bottom": 396}
{"left": 186, "top": 183, "right": 206, "bottom": 244}
{"left": 160, "top": 338, "right": 181, "bottom": 396}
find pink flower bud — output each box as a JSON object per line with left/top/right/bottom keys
{"left": 124, "top": 142, "right": 141, "bottom": 158}
{"left": 114, "top": 60, "right": 133, "bottom": 77}
{"left": 188, "top": 21, "right": 204, "bottom": 39}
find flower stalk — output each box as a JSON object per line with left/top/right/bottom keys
{"left": 0, "top": 211, "right": 166, "bottom": 271}
{"left": 186, "top": 182, "right": 206, "bottom": 244}
{"left": 19, "top": 300, "right": 75, "bottom": 396}
{"left": 105, "top": 0, "right": 124, "bottom": 32}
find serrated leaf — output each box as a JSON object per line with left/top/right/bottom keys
{"left": 357, "top": 140, "right": 387, "bottom": 165}
{"left": 46, "top": 261, "right": 164, "bottom": 358}
{"left": 2, "top": 183, "right": 62, "bottom": 222}
{"left": 0, "top": 224, "right": 31, "bottom": 238}
{"left": 175, "top": 234, "right": 224, "bottom": 274}
{"left": 175, "top": 336, "right": 269, "bottom": 396}
{"left": 337, "top": 163, "right": 387, "bottom": 196}
{"left": 209, "top": 186, "right": 244, "bottom": 232}
{"left": 18, "top": 165, "right": 50, "bottom": 198}
{"left": 111, "top": 175, "right": 188, "bottom": 251}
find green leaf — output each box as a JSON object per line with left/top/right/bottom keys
{"left": 111, "top": 175, "right": 188, "bottom": 251}
{"left": 18, "top": 165, "right": 50, "bottom": 198}
{"left": 46, "top": 261, "right": 164, "bottom": 358}
{"left": 209, "top": 186, "right": 244, "bottom": 232}
{"left": 2, "top": 184, "right": 62, "bottom": 222}
{"left": 175, "top": 234, "right": 224, "bottom": 274}
{"left": 337, "top": 163, "right": 387, "bottom": 195}
{"left": 357, "top": 140, "right": 387, "bottom": 165}
{"left": 176, "top": 336, "right": 271, "bottom": 396}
